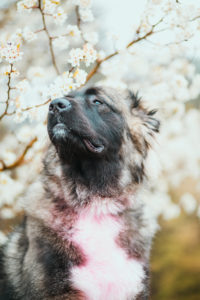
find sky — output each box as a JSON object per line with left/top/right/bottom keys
{"left": 93, "top": 0, "right": 200, "bottom": 59}
{"left": 94, "top": 0, "right": 146, "bottom": 50}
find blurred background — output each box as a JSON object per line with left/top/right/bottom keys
{"left": 0, "top": 0, "right": 200, "bottom": 299}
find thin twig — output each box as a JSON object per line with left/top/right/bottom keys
{"left": 7, "top": 98, "right": 51, "bottom": 117}
{"left": 26, "top": 6, "right": 39, "bottom": 9}
{"left": 0, "top": 137, "right": 37, "bottom": 171}
{"left": 190, "top": 15, "right": 200, "bottom": 22}
{"left": 86, "top": 17, "right": 167, "bottom": 83}
{"left": 21, "top": 98, "right": 51, "bottom": 112}
{"left": 34, "top": 28, "right": 45, "bottom": 34}
{"left": 76, "top": 6, "right": 81, "bottom": 28}
{"left": 86, "top": 29, "right": 155, "bottom": 83}
{"left": 38, "top": 0, "right": 59, "bottom": 75}
{"left": 0, "top": 64, "right": 13, "bottom": 121}
{"left": 49, "top": 6, "right": 88, "bottom": 41}
{"left": 75, "top": 5, "right": 86, "bottom": 43}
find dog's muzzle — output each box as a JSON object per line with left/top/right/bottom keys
{"left": 49, "top": 98, "right": 72, "bottom": 114}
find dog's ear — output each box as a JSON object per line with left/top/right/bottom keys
{"left": 124, "top": 91, "right": 160, "bottom": 184}
{"left": 129, "top": 91, "right": 141, "bottom": 109}
{"left": 128, "top": 90, "right": 160, "bottom": 135}
{"left": 145, "top": 109, "right": 160, "bottom": 134}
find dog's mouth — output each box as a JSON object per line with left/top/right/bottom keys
{"left": 83, "top": 139, "right": 104, "bottom": 154}
{"left": 52, "top": 123, "right": 104, "bottom": 154}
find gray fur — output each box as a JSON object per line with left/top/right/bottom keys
{"left": 0, "top": 87, "right": 159, "bottom": 299}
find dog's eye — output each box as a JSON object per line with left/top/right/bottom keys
{"left": 93, "top": 99, "right": 103, "bottom": 105}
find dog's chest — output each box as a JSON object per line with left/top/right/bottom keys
{"left": 70, "top": 211, "right": 144, "bottom": 300}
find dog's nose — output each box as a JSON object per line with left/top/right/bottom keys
{"left": 49, "top": 98, "right": 72, "bottom": 113}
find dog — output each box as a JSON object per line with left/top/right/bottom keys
{"left": 0, "top": 86, "right": 160, "bottom": 300}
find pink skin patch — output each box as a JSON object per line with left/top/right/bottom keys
{"left": 70, "top": 209, "right": 145, "bottom": 300}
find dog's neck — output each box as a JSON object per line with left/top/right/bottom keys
{"left": 24, "top": 145, "right": 140, "bottom": 233}
{"left": 41, "top": 145, "right": 139, "bottom": 210}
{"left": 60, "top": 154, "right": 122, "bottom": 196}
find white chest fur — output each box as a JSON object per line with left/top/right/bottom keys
{"left": 70, "top": 209, "right": 144, "bottom": 300}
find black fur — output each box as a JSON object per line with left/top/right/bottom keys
{"left": 129, "top": 91, "right": 141, "bottom": 109}
{"left": 0, "top": 87, "right": 160, "bottom": 300}
{"left": 47, "top": 88, "right": 125, "bottom": 195}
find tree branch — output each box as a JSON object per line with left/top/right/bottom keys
{"left": 21, "top": 98, "right": 51, "bottom": 112}
{"left": 0, "top": 64, "right": 13, "bottom": 121}
{"left": 0, "top": 137, "right": 37, "bottom": 172}
{"left": 86, "top": 29, "right": 154, "bottom": 83}
{"left": 86, "top": 16, "right": 166, "bottom": 83}
{"left": 6, "top": 98, "right": 51, "bottom": 117}
{"left": 38, "top": 0, "right": 59, "bottom": 75}
{"left": 75, "top": 5, "right": 86, "bottom": 43}
{"left": 75, "top": 5, "right": 81, "bottom": 29}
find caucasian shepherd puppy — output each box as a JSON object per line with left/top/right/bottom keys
{"left": 0, "top": 87, "right": 159, "bottom": 300}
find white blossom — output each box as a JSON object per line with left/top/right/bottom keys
{"left": 17, "top": 0, "right": 38, "bottom": 13}
{"left": 0, "top": 41, "right": 23, "bottom": 63}
{"left": 53, "top": 36, "right": 69, "bottom": 50}
{"left": 43, "top": 0, "right": 60, "bottom": 14}
{"left": 66, "top": 25, "right": 81, "bottom": 40}
{"left": 83, "top": 43, "right": 97, "bottom": 66}
{"left": 11, "top": 67, "right": 20, "bottom": 78}
{"left": 180, "top": 193, "right": 197, "bottom": 214}
{"left": 16, "top": 126, "right": 35, "bottom": 143}
{"left": 15, "top": 79, "right": 30, "bottom": 92}
{"left": 22, "top": 27, "right": 37, "bottom": 42}
{"left": 0, "top": 173, "right": 12, "bottom": 186}
{"left": 83, "top": 32, "right": 98, "bottom": 45}
{"left": 97, "top": 50, "right": 106, "bottom": 60}
{"left": 14, "top": 109, "right": 29, "bottom": 123}
{"left": 73, "top": 68, "right": 87, "bottom": 85}
{"left": 68, "top": 48, "right": 84, "bottom": 67}
{"left": 0, "top": 172, "right": 24, "bottom": 205}
{"left": 162, "top": 203, "right": 181, "bottom": 220}
{"left": 45, "top": 72, "right": 75, "bottom": 99}
{"left": 75, "top": 0, "right": 92, "bottom": 9}
{"left": 0, "top": 208, "right": 15, "bottom": 219}
{"left": 53, "top": 7, "right": 68, "bottom": 25}
{"left": 1, "top": 151, "right": 17, "bottom": 166}
{"left": 79, "top": 8, "right": 94, "bottom": 22}
{"left": 27, "top": 67, "right": 46, "bottom": 80}
{"left": 0, "top": 65, "right": 12, "bottom": 76}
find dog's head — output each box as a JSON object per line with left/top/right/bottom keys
{"left": 47, "top": 86, "right": 159, "bottom": 193}
{"left": 48, "top": 87, "right": 125, "bottom": 160}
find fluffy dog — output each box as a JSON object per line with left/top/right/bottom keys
{"left": 0, "top": 87, "right": 160, "bottom": 300}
